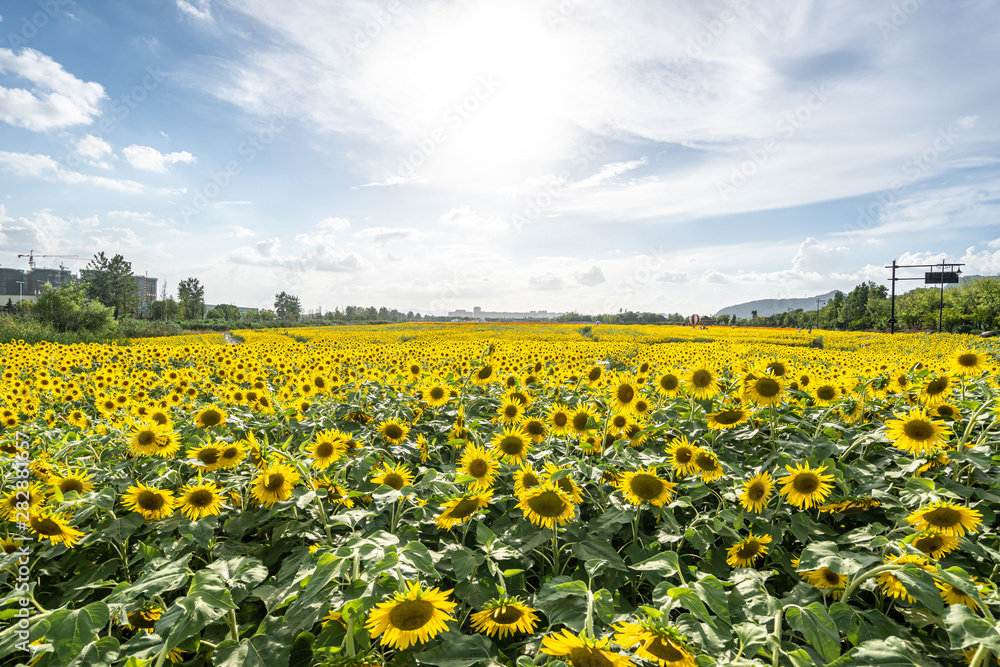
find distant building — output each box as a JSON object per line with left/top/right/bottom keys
{"left": 134, "top": 275, "right": 157, "bottom": 317}
{"left": 1, "top": 266, "right": 72, "bottom": 302}
{"left": 448, "top": 306, "right": 564, "bottom": 321}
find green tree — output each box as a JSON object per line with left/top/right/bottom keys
{"left": 274, "top": 292, "right": 302, "bottom": 320}
{"left": 84, "top": 252, "right": 138, "bottom": 317}
{"left": 177, "top": 278, "right": 205, "bottom": 319}
{"left": 209, "top": 304, "right": 241, "bottom": 320}
{"left": 34, "top": 281, "right": 116, "bottom": 334}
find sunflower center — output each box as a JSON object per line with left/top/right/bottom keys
{"left": 137, "top": 490, "right": 166, "bottom": 511}
{"left": 792, "top": 472, "right": 820, "bottom": 494}
{"left": 137, "top": 430, "right": 157, "bottom": 446}
{"left": 383, "top": 473, "right": 406, "bottom": 490}
{"left": 755, "top": 378, "right": 781, "bottom": 398}
{"left": 187, "top": 489, "right": 214, "bottom": 507}
{"left": 612, "top": 415, "right": 628, "bottom": 428}
{"left": 691, "top": 369, "right": 712, "bottom": 388}
{"left": 674, "top": 447, "right": 693, "bottom": 464}
{"left": 59, "top": 479, "right": 84, "bottom": 494}
{"left": 747, "top": 482, "right": 766, "bottom": 500}
{"left": 925, "top": 378, "right": 948, "bottom": 395}
{"left": 568, "top": 648, "right": 614, "bottom": 667}
{"left": 384, "top": 424, "right": 404, "bottom": 440}
{"left": 447, "top": 498, "right": 481, "bottom": 519}
{"left": 477, "top": 366, "right": 493, "bottom": 380}
{"left": 553, "top": 412, "right": 568, "bottom": 427}
{"left": 714, "top": 410, "right": 743, "bottom": 425}
{"left": 646, "top": 637, "right": 685, "bottom": 662}
{"left": 504, "top": 405, "right": 519, "bottom": 418}
{"left": 629, "top": 474, "right": 664, "bottom": 500}
{"left": 937, "top": 406, "right": 955, "bottom": 417}
{"left": 821, "top": 568, "right": 840, "bottom": 585}
{"left": 902, "top": 420, "right": 935, "bottom": 441}
{"left": 201, "top": 410, "right": 223, "bottom": 427}
{"left": 914, "top": 535, "right": 943, "bottom": 553}
{"left": 526, "top": 490, "right": 569, "bottom": 517}
{"left": 525, "top": 421, "right": 545, "bottom": 436}
{"left": 490, "top": 606, "right": 524, "bottom": 624}
{"left": 573, "top": 412, "right": 590, "bottom": 430}
{"left": 468, "top": 459, "right": 489, "bottom": 478}
{"left": 265, "top": 473, "right": 286, "bottom": 492}
{"left": 197, "top": 448, "right": 220, "bottom": 465}
{"left": 736, "top": 540, "right": 761, "bottom": 559}
{"left": 923, "top": 507, "right": 961, "bottom": 528}
{"left": 520, "top": 473, "right": 540, "bottom": 489}
{"left": 957, "top": 353, "right": 979, "bottom": 367}
{"left": 555, "top": 477, "right": 575, "bottom": 494}
{"left": 694, "top": 453, "right": 716, "bottom": 470}
{"left": 617, "top": 385, "right": 635, "bottom": 403}
{"left": 817, "top": 386, "right": 836, "bottom": 401}
{"left": 30, "top": 516, "right": 62, "bottom": 536}
{"left": 410, "top": 365, "right": 421, "bottom": 375}
{"left": 221, "top": 447, "right": 240, "bottom": 460}
{"left": 499, "top": 436, "right": 525, "bottom": 455}
{"left": 316, "top": 442, "right": 335, "bottom": 458}
{"left": 388, "top": 599, "right": 435, "bottom": 631}
{"left": 660, "top": 374, "right": 679, "bottom": 391}
{"left": 429, "top": 387, "right": 445, "bottom": 400}
{"left": 588, "top": 368, "right": 602, "bottom": 382}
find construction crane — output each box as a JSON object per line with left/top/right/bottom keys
{"left": 17, "top": 250, "right": 82, "bottom": 270}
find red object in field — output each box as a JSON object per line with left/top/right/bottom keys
{"left": 690, "top": 314, "right": 701, "bottom": 326}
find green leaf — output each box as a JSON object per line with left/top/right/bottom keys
{"left": 536, "top": 577, "right": 589, "bottom": 603}
{"left": 215, "top": 633, "right": 291, "bottom": 667}
{"left": 112, "top": 555, "right": 192, "bottom": 602}
{"left": 155, "top": 568, "right": 238, "bottom": 652}
{"left": 285, "top": 554, "right": 341, "bottom": 634}
{"left": 785, "top": 602, "right": 841, "bottom": 663}
{"left": 892, "top": 568, "right": 944, "bottom": 616}
{"left": 585, "top": 559, "right": 609, "bottom": 579}
{"left": 796, "top": 542, "right": 842, "bottom": 571}
{"left": 399, "top": 541, "right": 438, "bottom": 577}
{"left": 630, "top": 551, "right": 680, "bottom": 576}
{"left": 834, "top": 637, "right": 925, "bottom": 666}
{"left": 66, "top": 637, "right": 120, "bottom": 667}
{"left": 691, "top": 575, "right": 730, "bottom": 627}
{"left": 451, "top": 548, "right": 483, "bottom": 582}
{"left": 99, "top": 514, "right": 145, "bottom": 542}
{"left": 475, "top": 522, "right": 496, "bottom": 547}
{"left": 668, "top": 587, "right": 715, "bottom": 628}
{"left": 208, "top": 557, "right": 268, "bottom": 605}
{"left": 414, "top": 631, "right": 493, "bottom": 667}
{"left": 288, "top": 632, "right": 315, "bottom": 667}
{"left": 944, "top": 604, "right": 1000, "bottom": 653}
{"left": 46, "top": 602, "right": 110, "bottom": 664}
{"left": 592, "top": 589, "right": 615, "bottom": 625}
{"left": 733, "top": 622, "right": 768, "bottom": 658}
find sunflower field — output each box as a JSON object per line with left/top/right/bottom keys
{"left": 1, "top": 323, "right": 999, "bottom": 667}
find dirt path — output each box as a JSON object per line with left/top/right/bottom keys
{"left": 223, "top": 332, "right": 241, "bottom": 344}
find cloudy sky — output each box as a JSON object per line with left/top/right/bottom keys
{"left": 1, "top": 0, "right": 999, "bottom": 315}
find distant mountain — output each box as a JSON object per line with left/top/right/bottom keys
{"left": 714, "top": 290, "right": 843, "bottom": 319}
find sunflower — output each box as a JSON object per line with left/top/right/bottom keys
{"left": 470, "top": 597, "right": 540, "bottom": 639}
{"left": 907, "top": 531, "right": 961, "bottom": 559}
{"left": 520, "top": 417, "right": 549, "bottom": 443}
{"left": 187, "top": 443, "right": 226, "bottom": 472}
{"left": 614, "top": 621, "right": 695, "bottom": 667}
{"left": 127, "top": 421, "right": 166, "bottom": 457}
{"left": 684, "top": 366, "right": 720, "bottom": 400}
{"left": 152, "top": 429, "right": 181, "bottom": 458}
{"left": 952, "top": 350, "right": 986, "bottom": 376}
{"left": 608, "top": 375, "right": 640, "bottom": 412}
{"left": 928, "top": 403, "right": 961, "bottom": 420}
{"left": 541, "top": 628, "right": 631, "bottom": 667}
{"left": 705, "top": 407, "right": 750, "bottom": 430}
{"left": 371, "top": 462, "right": 415, "bottom": 491}
{"left": 435, "top": 492, "right": 492, "bottom": 530}
{"left": 802, "top": 566, "right": 849, "bottom": 594}
{"left": 617, "top": 467, "right": 676, "bottom": 507}
{"left": 906, "top": 502, "right": 983, "bottom": 537}
{"left": 777, "top": 462, "right": 835, "bottom": 509}
{"left": 665, "top": 436, "right": 698, "bottom": 477}
{"left": 877, "top": 554, "right": 934, "bottom": 602}
{"left": 490, "top": 427, "right": 531, "bottom": 463}
{"left": 459, "top": 444, "right": 500, "bottom": 491}
{"left": 812, "top": 382, "right": 839, "bottom": 407}
{"left": 365, "top": 581, "right": 457, "bottom": 650}
{"left": 48, "top": 468, "right": 95, "bottom": 497}
{"left": 568, "top": 405, "right": 596, "bottom": 435}
{"left": 378, "top": 419, "right": 410, "bottom": 445}
{"left": 250, "top": 463, "right": 301, "bottom": 506}
{"left": 655, "top": 372, "right": 682, "bottom": 398}
{"left": 738, "top": 472, "right": 774, "bottom": 513}
{"left": 66, "top": 409, "right": 90, "bottom": 429}
{"left": 471, "top": 363, "right": 495, "bottom": 386}
{"left": 125, "top": 606, "right": 163, "bottom": 633}
{"left": 744, "top": 372, "right": 786, "bottom": 407}
{"left": 513, "top": 464, "right": 542, "bottom": 495}
{"left": 194, "top": 405, "right": 227, "bottom": 429}
{"left": 726, "top": 533, "right": 773, "bottom": 568}
{"left": 309, "top": 430, "right": 346, "bottom": 469}
{"left": 584, "top": 365, "right": 604, "bottom": 387}
{"left": 817, "top": 496, "right": 880, "bottom": 515}
{"left": 422, "top": 380, "right": 451, "bottom": 407}
{"left": 517, "top": 482, "right": 576, "bottom": 529}
{"left": 609, "top": 410, "right": 632, "bottom": 434}
{"left": 919, "top": 375, "right": 952, "bottom": 405}
{"left": 495, "top": 396, "right": 525, "bottom": 425}
{"left": 884, "top": 409, "right": 952, "bottom": 457}
{"left": 692, "top": 448, "right": 725, "bottom": 482}
{"left": 28, "top": 511, "right": 84, "bottom": 548}
{"left": 544, "top": 463, "right": 585, "bottom": 503}
{"left": 548, "top": 403, "right": 572, "bottom": 435}
{"left": 122, "top": 484, "right": 176, "bottom": 521}
{"left": 177, "top": 481, "right": 224, "bottom": 521}
{"left": 937, "top": 580, "right": 983, "bottom": 611}
{"left": 1, "top": 482, "right": 48, "bottom": 519}
{"left": 217, "top": 440, "right": 247, "bottom": 469}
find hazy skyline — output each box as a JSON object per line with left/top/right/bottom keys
{"left": 1, "top": 0, "right": 999, "bottom": 314}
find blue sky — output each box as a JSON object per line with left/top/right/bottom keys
{"left": 1, "top": 0, "right": 999, "bottom": 315}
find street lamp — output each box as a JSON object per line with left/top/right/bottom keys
{"left": 16, "top": 281, "right": 24, "bottom": 304}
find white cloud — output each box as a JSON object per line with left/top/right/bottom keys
{"left": 122, "top": 145, "right": 197, "bottom": 172}
{"left": 0, "top": 150, "right": 148, "bottom": 193}
{"left": 318, "top": 217, "right": 351, "bottom": 232}
{"left": 439, "top": 206, "right": 508, "bottom": 233}
{"left": 656, "top": 271, "right": 689, "bottom": 283}
{"left": 791, "top": 237, "right": 850, "bottom": 276}
{"left": 354, "top": 226, "right": 418, "bottom": 245}
{"left": 73, "top": 134, "right": 112, "bottom": 160}
{"left": 177, "top": 0, "right": 213, "bottom": 22}
{"left": 570, "top": 158, "right": 648, "bottom": 190}
{"left": 0, "top": 48, "right": 105, "bottom": 131}
{"left": 575, "top": 265, "right": 606, "bottom": 286}
{"left": 529, "top": 273, "right": 564, "bottom": 290}
{"left": 228, "top": 237, "right": 365, "bottom": 273}
{"left": 227, "top": 225, "right": 255, "bottom": 238}
{"left": 703, "top": 269, "right": 730, "bottom": 284}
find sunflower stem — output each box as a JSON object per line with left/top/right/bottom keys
{"left": 226, "top": 608, "right": 239, "bottom": 642}
{"left": 840, "top": 564, "right": 906, "bottom": 605}
{"left": 346, "top": 615, "right": 356, "bottom": 657}
{"left": 551, "top": 529, "right": 561, "bottom": 576}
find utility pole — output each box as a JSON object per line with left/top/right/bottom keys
{"left": 885, "top": 259, "right": 963, "bottom": 334}
{"left": 889, "top": 260, "right": 897, "bottom": 334}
